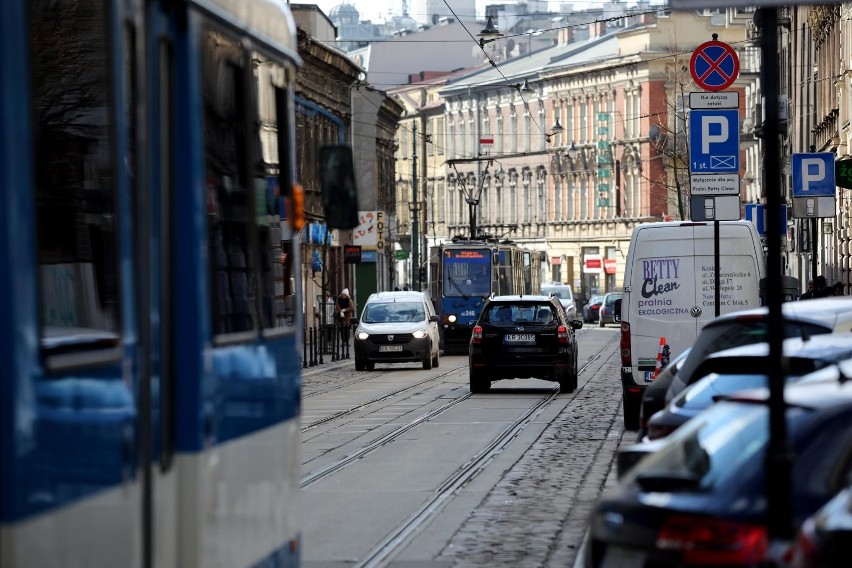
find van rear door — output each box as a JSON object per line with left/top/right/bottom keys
{"left": 628, "top": 225, "right": 700, "bottom": 383}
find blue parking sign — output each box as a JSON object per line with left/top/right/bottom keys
{"left": 689, "top": 109, "right": 740, "bottom": 174}
{"left": 792, "top": 153, "right": 835, "bottom": 197}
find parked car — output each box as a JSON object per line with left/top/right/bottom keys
{"left": 353, "top": 291, "right": 440, "bottom": 371}
{"left": 540, "top": 282, "right": 577, "bottom": 321}
{"left": 588, "top": 379, "right": 852, "bottom": 568}
{"left": 469, "top": 295, "right": 582, "bottom": 393}
{"left": 665, "top": 297, "right": 852, "bottom": 405}
{"left": 645, "top": 333, "right": 852, "bottom": 441}
{"left": 790, "top": 483, "right": 852, "bottom": 568}
{"left": 637, "top": 347, "right": 691, "bottom": 441}
{"left": 582, "top": 294, "right": 605, "bottom": 323}
{"left": 598, "top": 292, "right": 622, "bottom": 327}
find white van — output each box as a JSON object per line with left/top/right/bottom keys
{"left": 619, "top": 220, "right": 766, "bottom": 429}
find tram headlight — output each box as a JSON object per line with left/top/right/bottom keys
{"left": 356, "top": 331, "right": 369, "bottom": 340}
{"left": 447, "top": 314, "right": 457, "bottom": 323}
{"left": 412, "top": 329, "right": 428, "bottom": 339}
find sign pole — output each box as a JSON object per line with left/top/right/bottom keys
{"left": 714, "top": 221, "right": 720, "bottom": 316}
{"left": 761, "top": 7, "right": 792, "bottom": 541}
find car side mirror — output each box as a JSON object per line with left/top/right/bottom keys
{"left": 320, "top": 145, "right": 358, "bottom": 229}
{"left": 613, "top": 299, "right": 622, "bottom": 322}
{"left": 572, "top": 319, "right": 583, "bottom": 329}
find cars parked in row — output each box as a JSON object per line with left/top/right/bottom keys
{"left": 353, "top": 291, "right": 441, "bottom": 371}
{"left": 469, "top": 294, "right": 582, "bottom": 393}
{"left": 644, "top": 333, "right": 852, "bottom": 441}
{"left": 597, "top": 292, "right": 622, "bottom": 327}
{"left": 590, "top": 377, "right": 852, "bottom": 568}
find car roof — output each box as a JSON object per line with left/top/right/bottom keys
{"left": 705, "top": 332, "right": 852, "bottom": 361}
{"left": 489, "top": 295, "right": 554, "bottom": 302}
{"left": 725, "top": 379, "right": 852, "bottom": 411}
{"left": 366, "top": 291, "right": 427, "bottom": 303}
{"left": 706, "top": 297, "right": 852, "bottom": 332}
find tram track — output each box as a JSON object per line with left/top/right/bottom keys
{"left": 300, "top": 331, "right": 617, "bottom": 490}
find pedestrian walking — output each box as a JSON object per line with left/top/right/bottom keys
{"left": 337, "top": 288, "right": 354, "bottom": 343}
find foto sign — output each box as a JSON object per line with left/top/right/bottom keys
{"left": 792, "top": 153, "right": 835, "bottom": 197}
{"left": 689, "top": 109, "right": 740, "bottom": 174}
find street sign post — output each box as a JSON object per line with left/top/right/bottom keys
{"left": 689, "top": 195, "right": 741, "bottom": 221}
{"left": 745, "top": 203, "right": 787, "bottom": 247}
{"left": 792, "top": 152, "right": 836, "bottom": 219}
{"left": 690, "top": 40, "right": 740, "bottom": 91}
{"left": 689, "top": 109, "right": 740, "bottom": 174}
{"left": 689, "top": 91, "right": 739, "bottom": 109}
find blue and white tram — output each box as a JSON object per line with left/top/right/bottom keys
{"left": 0, "top": 0, "right": 355, "bottom": 566}
{"left": 428, "top": 239, "right": 546, "bottom": 354}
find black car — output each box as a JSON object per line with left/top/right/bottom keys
{"left": 588, "top": 379, "right": 852, "bottom": 568}
{"left": 790, "top": 484, "right": 852, "bottom": 568}
{"left": 637, "top": 348, "right": 690, "bottom": 441}
{"left": 469, "top": 295, "right": 582, "bottom": 394}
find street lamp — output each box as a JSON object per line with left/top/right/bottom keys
{"left": 477, "top": 15, "right": 503, "bottom": 48}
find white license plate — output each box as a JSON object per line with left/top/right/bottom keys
{"left": 505, "top": 334, "right": 535, "bottom": 342}
{"left": 379, "top": 345, "right": 403, "bottom": 352}
{"left": 601, "top": 546, "right": 645, "bottom": 568}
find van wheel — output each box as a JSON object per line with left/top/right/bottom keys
{"left": 623, "top": 391, "right": 641, "bottom": 430}
{"left": 469, "top": 371, "right": 491, "bottom": 393}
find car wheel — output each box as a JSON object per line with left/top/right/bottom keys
{"left": 355, "top": 358, "right": 365, "bottom": 371}
{"left": 422, "top": 345, "right": 433, "bottom": 370}
{"left": 599, "top": 318, "right": 605, "bottom": 328}
{"left": 469, "top": 370, "right": 491, "bottom": 394}
{"left": 623, "top": 390, "right": 641, "bottom": 431}
{"left": 432, "top": 351, "right": 440, "bottom": 368}
{"left": 365, "top": 361, "right": 375, "bottom": 371}
{"left": 559, "top": 365, "right": 577, "bottom": 393}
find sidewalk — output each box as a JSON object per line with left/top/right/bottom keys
{"left": 302, "top": 349, "right": 353, "bottom": 377}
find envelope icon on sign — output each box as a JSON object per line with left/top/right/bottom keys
{"left": 710, "top": 155, "right": 735, "bottom": 169}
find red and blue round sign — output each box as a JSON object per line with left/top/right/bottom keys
{"left": 690, "top": 40, "right": 739, "bottom": 92}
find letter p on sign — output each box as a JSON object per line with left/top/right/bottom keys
{"left": 701, "top": 115, "right": 728, "bottom": 154}
{"left": 801, "top": 158, "right": 825, "bottom": 190}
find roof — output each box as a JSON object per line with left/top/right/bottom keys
{"left": 705, "top": 332, "right": 852, "bottom": 363}
{"left": 708, "top": 297, "right": 852, "bottom": 331}
{"left": 366, "top": 291, "right": 427, "bottom": 302}
{"left": 490, "top": 295, "right": 553, "bottom": 302}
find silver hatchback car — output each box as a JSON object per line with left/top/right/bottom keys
{"left": 353, "top": 291, "right": 441, "bottom": 371}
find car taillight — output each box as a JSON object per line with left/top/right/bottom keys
{"left": 657, "top": 514, "right": 769, "bottom": 566}
{"left": 646, "top": 421, "right": 678, "bottom": 441}
{"left": 557, "top": 325, "right": 569, "bottom": 343}
{"left": 790, "top": 518, "right": 821, "bottom": 568}
{"left": 620, "top": 321, "right": 631, "bottom": 365}
{"left": 472, "top": 325, "right": 483, "bottom": 344}
{"left": 592, "top": 303, "right": 601, "bottom": 309}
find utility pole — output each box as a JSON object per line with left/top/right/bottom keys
{"left": 411, "top": 122, "right": 420, "bottom": 290}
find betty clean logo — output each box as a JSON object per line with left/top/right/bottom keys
{"left": 637, "top": 258, "right": 692, "bottom": 318}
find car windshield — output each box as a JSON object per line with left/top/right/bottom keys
{"left": 624, "top": 401, "right": 807, "bottom": 493}
{"left": 483, "top": 302, "right": 555, "bottom": 325}
{"left": 675, "top": 373, "right": 773, "bottom": 411}
{"left": 362, "top": 302, "right": 425, "bottom": 323}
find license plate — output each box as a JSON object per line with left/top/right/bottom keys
{"left": 505, "top": 334, "right": 534, "bottom": 342}
{"left": 379, "top": 345, "right": 403, "bottom": 352}
{"left": 601, "top": 546, "right": 645, "bottom": 568}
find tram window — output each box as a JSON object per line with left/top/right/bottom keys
{"left": 30, "top": 0, "right": 122, "bottom": 358}
{"left": 203, "top": 30, "right": 258, "bottom": 336}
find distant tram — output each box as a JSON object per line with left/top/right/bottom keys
{"left": 428, "top": 238, "right": 546, "bottom": 354}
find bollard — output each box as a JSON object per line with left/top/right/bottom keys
{"left": 303, "top": 326, "right": 308, "bottom": 368}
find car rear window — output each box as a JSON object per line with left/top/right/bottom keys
{"left": 624, "top": 401, "right": 808, "bottom": 493}
{"left": 483, "top": 302, "right": 555, "bottom": 325}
